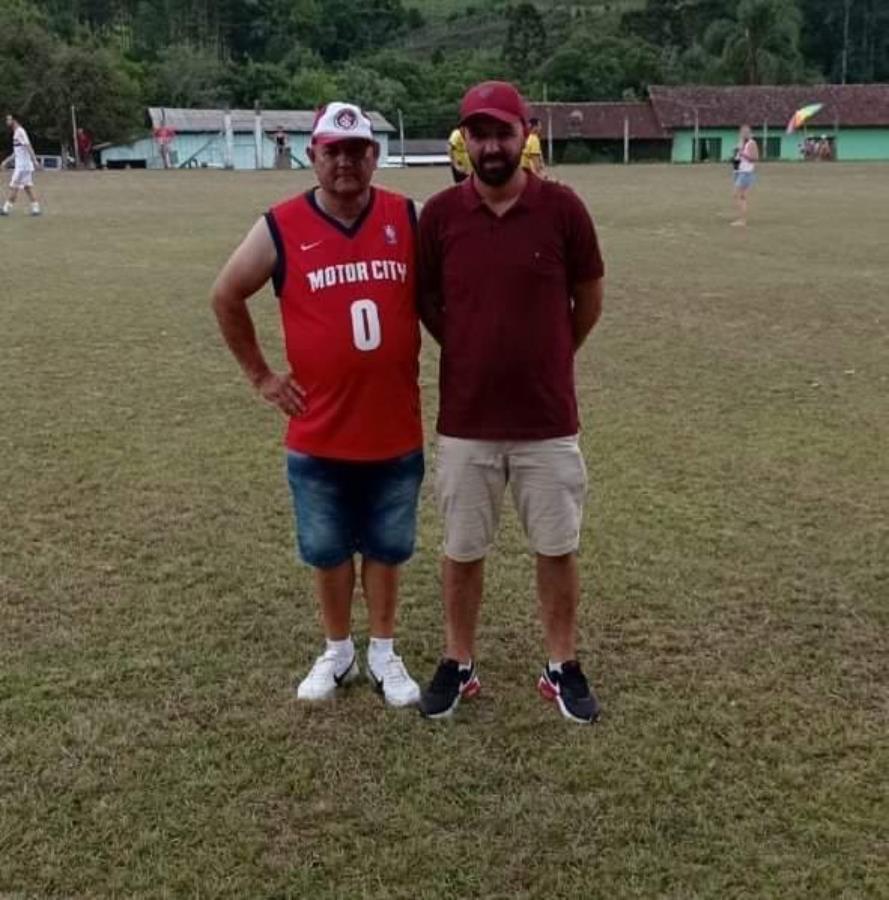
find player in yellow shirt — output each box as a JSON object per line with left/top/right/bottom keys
{"left": 448, "top": 127, "right": 470, "bottom": 183}
{"left": 521, "top": 117, "right": 545, "bottom": 176}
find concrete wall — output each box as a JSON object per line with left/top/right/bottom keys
{"left": 835, "top": 128, "right": 889, "bottom": 160}
{"left": 673, "top": 129, "right": 752, "bottom": 163}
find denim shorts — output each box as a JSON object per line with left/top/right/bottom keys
{"left": 734, "top": 171, "right": 757, "bottom": 190}
{"left": 286, "top": 449, "right": 424, "bottom": 568}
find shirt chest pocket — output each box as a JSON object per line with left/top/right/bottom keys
{"left": 519, "top": 246, "right": 566, "bottom": 289}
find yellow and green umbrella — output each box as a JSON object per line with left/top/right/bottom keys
{"left": 786, "top": 103, "right": 824, "bottom": 134}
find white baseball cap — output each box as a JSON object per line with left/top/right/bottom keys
{"left": 311, "top": 102, "right": 376, "bottom": 146}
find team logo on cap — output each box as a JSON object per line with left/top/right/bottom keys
{"left": 384, "top": 224, "right": 398, "bottom": 245}
{"left": 334, "top": 108, "right": 358, "bottom": 130}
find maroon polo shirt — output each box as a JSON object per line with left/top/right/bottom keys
{"left": 418, "top": 173, "right": 604, "bottom": 440}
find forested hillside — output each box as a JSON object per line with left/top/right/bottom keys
{"left": 2, "top": 0, "right": 886, "bottom": 149}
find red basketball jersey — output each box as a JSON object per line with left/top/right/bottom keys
{"left": 266, "top": 188, "right": 422, "bottom": 460}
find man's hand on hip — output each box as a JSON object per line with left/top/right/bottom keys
{"left": 256, "top": 372, "right": 306, "bottom": 417}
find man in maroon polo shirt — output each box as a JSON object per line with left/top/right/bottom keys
{"left": 416, "top": 80, "right": 605, "bottom": 724}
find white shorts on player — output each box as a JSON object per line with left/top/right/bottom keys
{"left": 10, "top": 168, "right": 34, "bottom": 189}
{"left": 3, "top": 116, "right": 42, "bottom": 216}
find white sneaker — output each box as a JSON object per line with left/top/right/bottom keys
{"left": 296, "top": 650, "right": 359, "bottom": 701}
{"left": 30, "top": 205, "right": 41, "bottom": 216}
{"left": 368, "top": 653, "right": 421, "bottom": 707}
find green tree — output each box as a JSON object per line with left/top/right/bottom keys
{"left": 405, "top": 6, "right": 423, "bottom": 30}
{"left": 288, "top": 67, "right": 339, "bottom": 108}
{"left": 502, "top": 2, "right": 547, "bottom": 73}
{"left": 147, "top": 43, "right": 231, "bottom": 107}
{"left": 0, "top": 0, "right": 58, "bottom": 144}
{"left": 621, "top": 0, "right": 726, "bottom": 51}
{"left": 622, "top": 0, "right": 686, "bottom": 49}
{"left": 538, "top": 34, "right": 664, "bottom": 101}
{"left": 675, "top": 42, "right": 726, "bottom": 84}
{"left": 704, "top": 0, "right": 807, "bottom": 84}
{"left": 358, "top": 50, "right": 430, "bottom": 101}
{"left": 335, "top": 63, "right": 408, "bottom": 122}
{"left": 39, "top": 41, "right": 142, "bottom": 146}
{"left": 230, "top": 60, "right": 294, "bottom": 108}
{"left": 422, "top": 49, "right": 512, "bottom": 135}
{"left": 228, "top": 0, "right": 320, "bottom": 62}
{"left": 36, "top": 0, "right": 120, "bottom": 38}
{"left": 314, "top": 0, "right": 411, "bottom": 62}
{"left": 799, "top": 0, "right": 889, "bottom": 82}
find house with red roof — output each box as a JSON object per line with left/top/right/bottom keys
{"left": 528, "top": 101, "right": 671, "bottom": 163}
{"left": 649, "top": 84, "right": 889, "bottom": 163}
{"left": 531, "top": 84, "right": 889, "bottom": 164}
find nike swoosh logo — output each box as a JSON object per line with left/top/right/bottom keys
{"left": 334, "top": 656, "right": 355, "bottom": 686}
{"left": 300, "top": 240, "right": 322, "bottom": 251}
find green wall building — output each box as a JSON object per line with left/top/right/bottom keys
{"left": 649, "top": 85, "right": 889, "bottom": 163}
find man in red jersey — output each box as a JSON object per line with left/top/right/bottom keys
{"left": 416, "top": 82, "right": 605, "bottom": 724}
{"left": 211, "top": 102, "right": 423, "bottom": 708}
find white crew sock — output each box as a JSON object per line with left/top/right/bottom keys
{"left": 2, "top": 201, "right": 11, "bottom": 213}
{"left": 325, "top": 636, "right": 355, "bottom": 671}
{"left": 548, "top": 660, "right": 564, "bottom": 675}
{"left": 368, "top": 636, "right": 394, "bottom": 676}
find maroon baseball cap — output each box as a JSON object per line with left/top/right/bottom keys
{"left": 459, "top": 81, "right": 528, "bottom": 128}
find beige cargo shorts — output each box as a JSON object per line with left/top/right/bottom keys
{"left": 435, "top": 435, "right": 587, "bottom": 562}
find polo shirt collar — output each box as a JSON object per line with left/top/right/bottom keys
{"left": 460, "top": 171, "right": 542, "bottom": 213}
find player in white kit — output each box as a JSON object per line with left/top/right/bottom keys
{"left": 2, "top": 115, "right": 41, "bottom": 216}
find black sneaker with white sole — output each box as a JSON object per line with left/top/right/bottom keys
{"left": 418, "top": 658, "right": 481, "bottom": 719}
{"left": 537, "top": 660, "right": 601, "bottom": 723}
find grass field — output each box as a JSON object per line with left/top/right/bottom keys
{"left": 2, "top": 163, "right": 888, "bottom": 899}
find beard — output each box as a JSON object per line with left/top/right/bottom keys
{"left": 472, "top": 150, "right": 521, "bottom": 187}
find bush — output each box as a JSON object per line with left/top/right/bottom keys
{"left": 561, "top": 141, "right": 594, "bottom": 164}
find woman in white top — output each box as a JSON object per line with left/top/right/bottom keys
{"left": 2, "top": 114, "right": 41, "bottom": 216}
{"left": 731, "top": 124, "right": 759, "bottom": 227}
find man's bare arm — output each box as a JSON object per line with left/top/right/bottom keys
{"left": 210, "top": 217, "right": 305, "bottom": 416}
{"left": 571, "top": 277, "right": 604, "bottom": 352}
